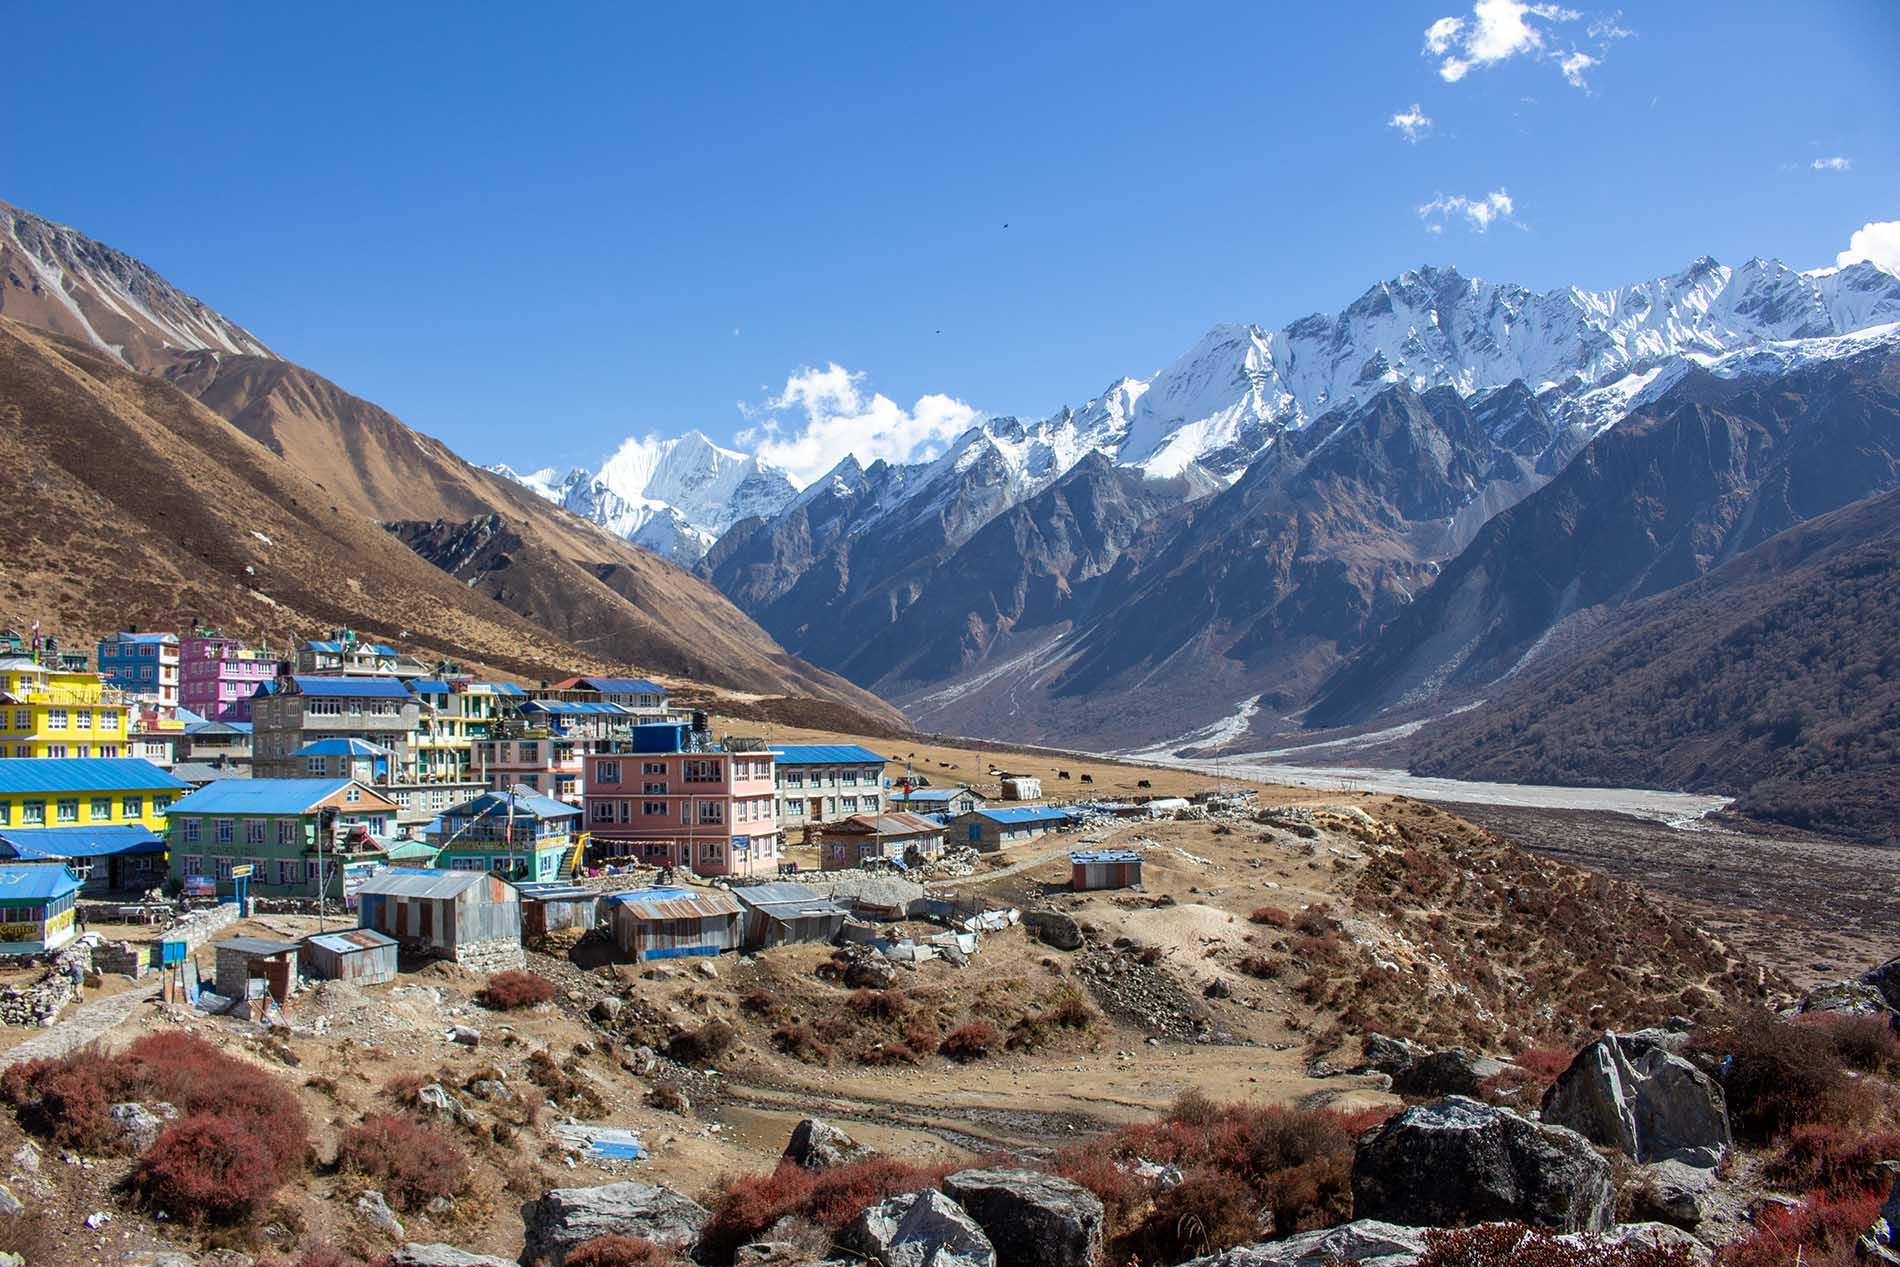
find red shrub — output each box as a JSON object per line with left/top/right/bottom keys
{"left": 940, "top": 1021, "right": 999, "bottom": 1062}
{"left": 0, "top": 1049, "right": 129, "bottom": 1149}
{"left": 1130, "top": 1167, "right": 1259, "bottom": 1262}
{"left": 1050, "top": 1147, "right": 1150, "bottom": 1232}
{"left": 336, "top": 1113, "right": 470, "bottom": 1211}
{"left": 1763, "top": 1124, "right": 1900, "bottom": 1198}
{"left": 1481, "top": 1046, "right": 1576, "bottom": 1103}
{"left": 1798, "top": 1012, "right": 1900, "bottom": 1075}
{"left": 1421, "top": 1222, "right": 1701, "bottom": 1267}
{"left": 847, "top": 989, "right": 909, "bottom": 1021}
{"left": 291, "top": 1246, "right": 358, "bottom": 1267}
{"left": 1248, "top": 906, "right": 1293, "bottom": 928}
{"left": 568, "top": 1236, "right": 681, "bottom": 1267}
{"left": 698, "top": 1157, "right": 951, "bottom": 1260}
{"left": 132, "top": 1113, "right": 285, "bottom": 1224}
{"left": 1691, "top": 1011, "right": 1870, "bottom": 1140}
{"left": 478, "top": 970, "right": 558, "bottom": 1010}
{"left": 1719, "top": 1191, "right": 1883, "bottom": 1267}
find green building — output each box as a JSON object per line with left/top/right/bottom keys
{"left": 165, "top": 777, "right": 399, "bottom": 898}
{"left": 431, "top": 786, "right": 581, "bottom": 883}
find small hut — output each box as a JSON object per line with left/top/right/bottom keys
{"left": 212, "top": 936, "right": 301, "bottom": 1005}
{"left": 603, "top": 887, "right": 741, "bottom": 961}
{"left": 999, "top": 775, "right": 1042, "bottom": 801}
{"left": 299, "top": 928, "right": 399, "bottom": 986}
{"left": 355, "top": 868, "right": 524, "bottom": 971}
{"left": 0, "top": 865, "right": 80, "bottom": 954}
{"left": 1069, "top": 848, "right": 1143, "bottom": 891}
{"left": 733, "top": 882, "right": 845, "bottom": 950}
{"left": 517, "top": 883, "right": 601, "bottom": 941}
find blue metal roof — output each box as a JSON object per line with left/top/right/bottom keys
{"left": 522, "top": 700, "right": 632, "bottom": 716}
{"left": 101, "top": 632, "right": 177, "bottom": 645}
{"left": 166, "top": 778, "right": 358, "bottom": 816}
{"left": 289, "top": 676, "right": 412, "bottom": 699}
{"left": 0, "top": 864, "right": 81, "bottom": 900}
{"left": 474, "top": 682, "right": 527, "bottom": 696}
{"left": 897, "top": 787, "right": 969, "bottom": 802}
{"left": 0, "top": 759, "right": 189, "bottom": 795}
{"left": 774, "top": 744, "right": 888, "bottom": 767}
{"left": 0, "top": 825, "right": 164, "bottom": 860}
{"left": 408, "top": 679, "right": 452, "bottom": 696}
{"left": 970, "top": 806, "right": 1074, "bottom": 825}
{"left": 444, "top": 788, "right": 581, "bottom": 822}
{"left": 183, "top": 720, "right": 252, "bottom": 736}
{"left": 295, "top": 738, "right": 390, "bottom": 757}
{"left": 576, "top": 677, "right": 665, "bottom": 695}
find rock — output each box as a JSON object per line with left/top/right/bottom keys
{"left": 357, "top": 1189, "right": 405, "bottom": 1240}
{"left": 1350, "top": 1097, "right": 1616, "bottom": 1233}
{"left": 1400, "top": 1048, "right": 1507, "bottom": 1097}
{"left": 521, "top": 1181, "right": 710, "bottom": 1265}
{"left": 447, "top": 1026, "right": 482, "bottom": 1047}
{"left": 1857, "top": 1170, "right": 1900, "bottom": 1267}
{"left": 838, "top": 1188, "right": 996, "bottom": 1267}
{"left": 469, "top": 1079, "right": 512, "bottom": 1102}
{"left": 783, "top": 1118, "right": 876, "bottom": 1171}
{"left": 1542, "top": 1035, "right": 1730, "bottom": 1167}
{"left": 1631, "top": 1160, "right": 1718, "bottom": 1229}
{"left": 1181, "top": 1220, "right": 1428, "bottom": 1267}
{"left": 1617, "top": 1028, "right": 1692, "bottom": 1059}
{"left": 1798, "top": 979, "right": 1894, "bottom": 1018}
{"left": 625, "top": 1045, "right": 661, "bottom": 1077}
{"left": 942, "top": 1168, "right": 1104, "bottom": 1267}
{"left": 0, "top": 1251, "right": 21, "bottom": 1267}
{"left": 1205, "top": 978, "right": 1233, "bottom": 1000}
{"left": 417, "top": 1083, "right": 458, "bottom": 1114}
{"left": 844, "top": 957, "right": 899, "bottom": 989}
{"left": 698, "top": 961, "right": 720, "bottom": 980}
{"left": 109, "top": 1102, "right": 169, "bottom": 1152}
{"left": 1359, "top": 1034, "right": 1427, "bottom": 1078}
{"left": 385, "top": 1247, "right": 518, "bottom": 1267}
{"left": 1864, "top": 959, "right": 1900, "bottom": 1013}
{"left": 1023, "top": 911, "right": 1083, "bottom": 952}
{"left": 0, "top": 1183, "right": 19, "bottom": 1217}
{"left": 591, "top": 997, "right": 623, "bottom": 1022}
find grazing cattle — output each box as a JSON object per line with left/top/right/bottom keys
{"left": 1081, "top": 774, "right": 1094, "bottom": 784}
{"left": 1137, "top": 779, "right": 1152, "bottom": 789}
{"left": 1058, "top": 770, "right": 1072, "bottom": 779}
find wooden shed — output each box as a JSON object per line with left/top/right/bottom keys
{"left": 733, "top": 882, "right": 845, "bottom": 950}
{"left": 1070, "top": 848, "right": 1143, "bottom": 891}
{"left": 603, "top": 887, "right": 741, "bottom": 961}
{"left": 355, "top": 868, "right": 524, "bottom": 970}
{"left": 299, "top": 928, "right": 399, "bottom": 986}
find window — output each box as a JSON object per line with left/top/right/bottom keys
{"left": 215, "top": 819, "right": 234, "bottom": 844}
{"left": 123, "top": 795, "right": 142, "bottom": 819}
{"left": 99, "top": 745, "right": 119, "bottom": 759}
{"left": 21, "top": 801, "right": 44, "bottom": 826}
{"left": 181, "top": 854, "right": 203, "bottom": 878}
{"left": 518, "top": 742, "right": 538, "bottom": 760}
{"left": 596, "top": 760, "right": 620, "bottom": 785}
{"left": 215, "top": 856, "right": 234, "bottom": 880}
{"left": 276, "top": 860, "right": 299, "bottom": 885}
{"left": 306, "top": 757, "right": 327, "bottom": 777}
{"left": 591, "top": 802, "right": 614, "bottom": 822}
{"left": 182, "top": 818, "right": 201, "bottom": 844}
{"left": 152, "top": 796, "right": 170, "bottom": 814}
{"left": 46, "top": 709, "right": 67, "bottom": 731}
{"left": 307, "top": 700, "right": 341, "bottom": 717}
{"left": 54, "top": 799, "right": 77, "bottom": 823}
{"left": 75, "top": 709, "right": 92, "bottom": 730}
{"left": 245, "top": 820, "right": 266, "bottom": 845}
{"left": 643, "top": 762, "right": 666, "bottom": 775}
{"left": 0, "top": 803, "right": 7, "bottom": 827}
{"left": 11, "top": 710, "right": 26, "bottom": 729}
{"left": 520, "top": 774, "right": 538, "bottom": 789}
{"left": 618, "top": 800, "right": 632, "bottom": 823}
{"left": 781, "top": 771, "right": 803, "bottom": 789}
{"left": 277, "top": 820, "right": 299, "bottom": 845}
{"left": 684, "top": 759, "right": 722, "bottom": 783}
{"left": 45, "top": 745, "right": 67, "bottom": 760}
{"left": 90, "top": 797, "right": 112, "bottom": 820}
{"left": 697, "top": 801, "right": 724, "bottom": 826}
{"left": 13, "top": 746, "right": 28, "bottom": 759}
{"left": 344, "top": 786, "right": 360, "bottom": 803}
{"left": 643, "top": 781, "right": 667, "bottom": 795}
{"left": 643, "top": 801, "right": 666, "bottom": 816}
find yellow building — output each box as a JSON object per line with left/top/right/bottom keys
{"left": 0, "top": 757, "right": 190, "bottom": 893}
{"left": 0, "top": 657, "right": 133, "bottom": 759}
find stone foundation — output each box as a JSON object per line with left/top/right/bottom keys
{"left": 454, "top": 937, "right": 526, "bottom": 973}
{"left": 93, "top": 942, "right": 149, "bottom": 978}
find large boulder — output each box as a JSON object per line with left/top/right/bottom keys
{"left": 387, "top": 1247, "right": 518, "bottom": 1267}
{"left": 1864, "top": 959, "right": 1900, "bottom": 1013}
{"left": 1630, "top": 1160, "right": 1719, "bottom": 1229}
{"left": 784, "top": 1118, "right": 876, "bottom": 1171}
{"left": 1354, "top": 1037, "right": 1506, "bottom": 1095}
{"left": 1181, "top": 1222, "right": 1708, "bottom": 1267}
{"left": 520, "top": 1181, "right": 709, "bottom": 1265}
{"left": 1857, "top": 1170, "right": 1900, "bottom": 1267}
{"left": 1798, "top": 980, "right": 1894, "bottom": 1018}
{"left": 1542, "top": 1035, "right": 1730, "bottom": 1167}
{"left": 1351, "top": 1097, "right": 1616, "bottom": 1233}
{"left": 941, "top": 1169, "right": 1104, "bottom": 1267}
{"left": 837, "top": 1188, "right": 996, "bottom": 1267}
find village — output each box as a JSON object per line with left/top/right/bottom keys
{"left": 0, "top": 623, "right": 1894, "bottom": 1267}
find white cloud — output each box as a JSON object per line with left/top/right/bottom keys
{"left": 1423, "top": 0, "right": 1626, "bottom": 88}
{"left": 1388, "top": 104, "right": 1434, "bottom": 142}
{"left": 1418, "top": 188, "right": 1519, "bottom": 233}
{"left": 1811, "top": 156, "right": 1853, "bottom": 172}
{"left": 1837, "top": 221, "right": 1900, "bottom": 276}
{"left": 735, "top": 363, "right": 981, "bottom": 487}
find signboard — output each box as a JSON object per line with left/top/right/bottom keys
{"left": 229, "top": 864, "right": 254, "bottom": 878}
{"left": 183, "top": 876, "right": 216, "bottom": 898}
{"left": 732, "top": 835, "right": 751, "bottom": 855}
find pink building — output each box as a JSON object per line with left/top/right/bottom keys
{"left": 582, "top": 722, "right": 779, "bottom": 878}
{"left": 179, "top": 633, "right": 278, "bottom": 722}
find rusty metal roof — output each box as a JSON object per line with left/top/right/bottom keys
{"left": 356, "top": 867, "right": 505, "bottom": 899}
{"left": 602, "top": 886, "right": 742, "bottom": 920}
{"left": 304, "top": 928, "right": 397, "bottom": 954}
{"left": 214, "top": 936, "right": 301, "bottom": 957}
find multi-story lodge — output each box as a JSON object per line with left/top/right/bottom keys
{"left": 535, "top": 676, "right": 671, "bottom": 719}
{"left": 582, "top": 720, "right": 780, "bottom": 877}
{"left": 0, "top": 757, "right": 189, "bottom": 893}
{"left": 432, "top": 786, "right": 582, "bottom": 882}
{"left": 773, "top": 744, "right": 889, "bottom": 831}
{"left": 179, "top": 630, "right": 277, "bottom": 722}
{"left": 0, "top": 657, "right": 133, "bottom": 759}
{"left": 165, "top": 778, "right": 398, "bottom": 897}
{"left": 473, "top": 699, "right": 633, "bottom": 802}
{"left": 295, "top": 629, "right": 429, "bottom": 679}
{"left": 250, "top": 675, "right": 418, "bottom": 776}
{"left": 96, "top": 632, "right": 180, "bottom": 712}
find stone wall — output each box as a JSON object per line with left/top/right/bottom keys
{"left": 93, "top": 941, "right": 149, "bottom": 978}
{"left": 453, "top": 937, "right": 526, "bottom": 973}
{"left": 168, "top": 902, "right": 241, "bottom": 952}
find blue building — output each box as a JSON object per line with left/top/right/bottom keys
{"left": 96, "top": 632, "right": 180, "bottom": 710}
{"left": 431, "top": 786, "right": 582, "bottom": 882}
{"left": 950, "top": 806, "right": 1076, "bottom": 851}
{"left": 0, "top": 865, "right": 82, "bottom": 953}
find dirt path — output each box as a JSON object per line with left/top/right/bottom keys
{"left": 0, "top": 984, "right": 159, "bottom": 1068}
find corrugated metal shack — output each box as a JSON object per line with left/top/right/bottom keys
{"left": 1070, "top": 848, "right": 1143, "bottom": 891}
{"left": 518, "top": 882, "right": 601, "bottom": 941}
{"left": 299, "top": 928, "right": 399, "bottom": 985}
{"left": 355, "top": 868, "right": 524, "bottom": 970}
{"left": 733, "top": 882, "right": 844, "bottom": 950}
{"left": 213, "top": 936, "right": 300, "bottom": 1004}
{"left": 604, "top": 887, "right": 741, "bottom": 961}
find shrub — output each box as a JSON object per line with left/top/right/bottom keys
{"left": 1050, "top": 1147, "right": 1150, "bottom": 1232}
{"left": 568, "top": 1236, "right": 680, "bottom": 1267}
{"left": 132, "top": 1113, "right": 284, "bottom": 1224}
{"left": 940, "top": 1022, "right": 999, "bottom": 1062}
{"left": 1129, "top": 1167, "right": 1259, "bottom": 1262}
{"left": 1690, "top": 1011, "right": 1869, "bottom": 1141}
{"left": 855, "top": 1041, "right": 921, "bottom": 1066}
{"left": 1799, "top": 1012, "right": 1900, "bottom": 1075}
{"left": 1292, "top": 904, "right": 1333, "bottom": 936}
{"left": 1248, "top": 906, "right": 1293, "bottom": 928}
{"left": 697, "top": 1157, "right": 951, "bottom": 1261}
{"left": 336, "top": 1113, "right": 470, "bottom": 1211}
{"left": 1480, "top": 1046, "right": 1576, "bottom": 1103}
{"left": 478, "top": 969, "right": 558, "bottom": 1011}
{"left": 1238, "top": 954, "right": 1285, "bottom": 980}
{"left": 847, "top": 989, "right": 909, "bottom": 1022}
{"left": 772, "top": 1023, "right": 832, "bottom": 1064}
{"left": 1420, "top": 1222, "right": 1701, "bottom": 1267}
{"left": 669, "top": 1020, "right": 738, "bottom": 1065}
{"left": 1763, "top": 1124, "right": 1900, "bottom": 1198}
{"left": 1719, "top": 1191, "right": 1883, "bottom": 1267}
{"left": 527, "top": 1048, "right": 606, "bottom": 1115}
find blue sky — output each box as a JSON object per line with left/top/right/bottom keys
{"left": 5, "top": 1, "right": 1897, "bottom": 483}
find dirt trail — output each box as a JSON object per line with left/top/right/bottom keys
{"left": 0, "top": 984, "right": 158, "bottom": 1068}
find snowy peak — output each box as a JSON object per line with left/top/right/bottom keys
{"left": 0, "top": 198, "right": 274, "bottom": 373}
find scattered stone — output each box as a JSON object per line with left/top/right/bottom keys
{"left": 357, "top": 1189, "right": 405, "bottom": 1240}
{"left": 0, "top": 1184, "right": 18, "bottom": 1217}
{"left": 386, "top": 1246, "right": 518, "bottom": 1267}
{"left": 1797, "top": 979, "right": 1893, "bottom": 1018}
{"left": 1022, "top": 911, "right": 1083, "bottom": 952}
{"left": 1351, "top": 1097, "right": 1615, "bottom": 1233}
{"left": 1542, "top": 1035, "right": 1730, "bottom": 1167}
{"left": 697, "top": 961, "right": 720, "bottom": 980}
{"left": 942, "top": 1168, "right": 1104, "bottom": 1267}
{"left": 784, "top": 1118, "right": 876, "bottom": 1171}
{"left": 85, "top": 1210, "right": 112, "bottom": 1230}
{"left": 591, "top": 997, "right": 623, "bottom": 1022}
{"left": 447, "top": 1026, "right": 482, "bottom": 1047}
{"left": 1856, "top": 1169, "right": 1900, "bottom": 1267}
{"left": 1864, "top": 958, "right": 1900, "bottom": 1013}
{"left": 520, "top": 1180, "right": 710, "bottom": 1265}
{"left": 1181, "top": 1219, "right": 1427, "bottom": 1267}
{"left": 838, "top": 1188, "right": 997, "bottom": 1267}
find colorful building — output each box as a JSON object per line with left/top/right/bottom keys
{"left": 474, "top": 699, "right": 631, "bottom": 802}
{"left": 0, "top": 657, "right": 133, "bottom": 759}
{"left": 536, "top": 676, "right": 670, "bottom": 719}
{"left": 179, "top": 631, "right": 277, "bottom": 722}
{"left": 296, "top": 630, "right": 429, "bottom": 679}
{"left": 294, "top": 738, "right": 392, "bottom": 783}
{"left": 0, "top": 866, "right": 81, "bottom": 954}
{"left": 432, "top": 786, "right": 582, "bottom": 882}
{"left": 175, "top": 719, "right": 253, "bottom": 767}
{"left": 815, "top": 811, "right": 947, "bottom": 870}
{"left": 250, "top": 676, "right": 418, "bottom": 776}
{"left": 164, "top": 777, "right": 398, "bottom": 897}
{"left": 0, "top": 758, "right": 189, "bottom": 892}
{"left": 96, "top": 632, "right": 180, "bottom": 711}
{"left": 773, "top": 744, "right": 889, "bottom": 831}
{"left": 583, "top": 722, "right": 780, "bottom": 878}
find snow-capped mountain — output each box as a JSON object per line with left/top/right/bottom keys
{"left": 488, "top": 431, "right": 797, "bottom": 564}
